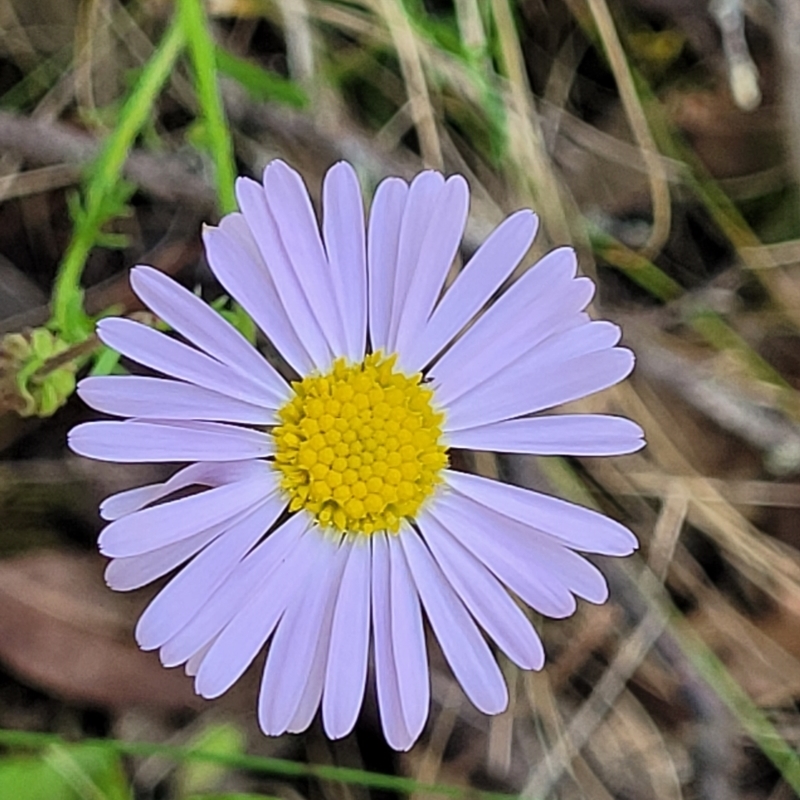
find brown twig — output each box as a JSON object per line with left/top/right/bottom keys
{"left": 0, "top": 111, "right": 216, "bottom": 212}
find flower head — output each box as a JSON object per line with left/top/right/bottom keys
{"left": 69, "top": 161, "right": 644, "bottom": 750}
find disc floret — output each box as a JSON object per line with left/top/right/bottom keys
{"left": 272, "top": 353, "right": 448, "bottom": 534}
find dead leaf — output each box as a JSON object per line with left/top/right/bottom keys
{"left": 0, "top": 549, "right": 205, "bottom": 711}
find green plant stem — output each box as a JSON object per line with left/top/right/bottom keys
{"left": 0, "top": 729, "right": 519, "bottom": 800}
{"left": 669, "top": 612, "right": 800, "bottom": 792}
{"left": 178, "top": 0, "right": 237, "bottom": 213}
{"left": 50, "top": 17, "right": 186, "bottom": 339}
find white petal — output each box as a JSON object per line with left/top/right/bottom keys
{"left": 106, "top": 524, "right": 225, "bottom": 591}
{"left": 98, "top": 475, "right": 269, "bottom": 557}
{"left": 204, "top": 216, "right": 314, "bottom": 375}
{"left": 235, "top": 176, "right": 332, "bottom": 370}
{"left": 386, "top": 171, "right": 445, "bottom": 351}
{"left": 322, "top": 538, "right": 371, "bottom": 739}
{"left": 400, "top": 524, "right": 508, "bottom": 715}
{"left": 393, "top": 176, "right": 469, "bottom": 366}
{"left": 428, "top": 491, "right": 578, "bottom": 617}
{"left": 135, "top": 491, "right": 285, "bottom": 649}
{"left": 417, "top": 510, "right": 544, "bottom": 670}
{"left": 322, "top": 162, "right": 367, "bottom": 362}
{"left": 160, "top": 511, "right": 305, "bottom": 668}
{"left": 78, "top": 376, "right": 277, "bottom": 424}
{"left": 445, "top": 470, "right": 638, "bottom": 556}
{"left": 258, "top": 535, "right": 348, "bottom": 735}
{"left": 404, "top": 210, "right": 538, "bottom": 372}
{"left": 371, "top": 532, "right": 414, "bottom": 751}
{"left": 288, "top": 541, "right": 356, "bottom": 737}
{"left": 193, "top": 515, "right": 315, "bottom": 698}
{"left": 69, "top": 420, "right": 275, "bottom": 463}
{"left": 99, "top": 461, "right": 263, "bottom": 521}
{"left": 287, "top": 590, "right": 336, "bottom": 734}
{"left": 97, "top": 318, "right": 275, "bottom": 407}
{"left": 185, "top": 638, "right": 215, "bottom": 677}
{"left": 263, "top": 160, "right": 348, "bottom": 357}
{"left": 387, "top": 531, "right": 430, "bottom": 741}
{"left": 129, "top": 266, "right": 288, "bottom": 404}
{"left": 436, "top": 485, "right": 611, "bottom": 604}
{"left": 430, "top": 248, "right": 589, "bottom": 404}
{"left": 444, "top": 347, "right": 635, "bottom": 431}
{"left": 368, "top": 177, "right": 409, "bottom": 353}
{"left": 447, "top": 414, "right": 646, "bottom": 456}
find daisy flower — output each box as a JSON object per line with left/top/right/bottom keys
{"left": 69, "top": 160, "right": 644, "bottom": 751}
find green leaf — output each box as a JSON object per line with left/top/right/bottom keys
{"left": 0, "top": 743, "right": 130, "bottom": 800}
{"left": 215, "top": 47, "right": 308, "bottom": 108}
{"left": 176, "top": 722, "right": 247, "bottom": 796}
{"left": 185, "top": 794, "right": 282, "bottom": 800}
{"left": 212, "top": 295, "right": 257, "bottom": 344}
{"left": 0, "top": 729, "right": 519, "bottom": 800}
{"left": 90, "top": 345, "right": 124, "bottom": 377}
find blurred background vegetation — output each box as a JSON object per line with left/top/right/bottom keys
{"left": 2, "top": 0, "right": 800, "bottom": 797}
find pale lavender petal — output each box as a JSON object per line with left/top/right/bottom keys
{"left": 287, "top": 542, "right": 355, "bottom": 736}
{"left": 78, "top": 376, "right": 277, "bottom": 424}
{"left": 446, "top": 470, "right": 637, "bottom": 556}
{"left": 322, "top": 538, "right": 371, "bottom": 739}
{"left": 204, "top": 216, "right": 314, "bottom": 375}
{"left": 259, "top": 536, "right": 348, "bottom": 736}
{"left": 69, "top": 420, "right": 274, "bottom": 464}
{"left": 443, "top": 347, "right": 635, "bottom": 431}
{"left": 97, "top": 317, "right": 273, "bottom": 407}
{"left": 417, "top": 511, "right": 545, "bottom": 670}
{"left": 393, "top": 176, "right": 469, "bottom": 366}
{"left": 194, "top": 515, "right": 315, "bottom": 699}
{"left": 129, "top": 266, "right": 288, "bottom": 404}
{"left": 101, "top": 483, "right": 168, "bottom": 522}
{"left": 368, "top": 177, "right": 408, "bottom": 353}
{"left": 404, "top": 210, "right": 538, "bottom": 372}
{"left": 136, "top": 490, "right": 285, "bottom": 649}
{"left": 287, "top": 617, "right": 332, "bottom": 734}
{"left": 447, "top": 414, "right": 646, "bottom": 456}
{"left": 436, "top": 486, "right": 611, "bottom": 604}
{"left": 442, "top": 317, "right": 625, "bottom": 427}
{"left": 387, "top": 531, "right": 430, "bottom": 741}
{"left": 98, "top": 476, "right": 268, "bottom": 557}
{"left": 371, "top": 532, "right": 413, "bottom": 751}
{"left": 185, "top": 638, "right": 215, "bottom": 677}
{"left": 428, "top": 492, "right": 578, "bottom": 617}
{"left": 322, "top": 161, "right": 367, "bottom": 362}
{"left": 235, "top": 176, "right": 332, "bottom": 370}
{"left": 263, "top": 160, "right": 348, "bottom": 357}
{"left": 430, "top": 248, "right": 589, "bottom": 404}
{"left": 160, "top": 511, "right": 305, "bottom": 669}
{"left": 99, "top": 461, "right": 263, "bottom": 521}
{"left": 106, "top": 525, "right": 225, "bottom": 591}
{"left": 525, "top": 320, "right": 623, "bottom": 366}
{"left": 400, "top": 525, "right": 508, "bottom": 715}
{"left": 386, "top": 171, "right": 445, "bottom": 351}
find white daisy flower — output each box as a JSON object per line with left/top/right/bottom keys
{"left": 69, "top": 160, "right": 644, "bottom": 750}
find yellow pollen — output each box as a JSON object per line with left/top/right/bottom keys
{"left": 272, "top": 353, "right": 448, "bottom": 535}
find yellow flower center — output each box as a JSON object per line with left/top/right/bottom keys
{"left": 272, "top": 353, "right": 448, "bottom": 535}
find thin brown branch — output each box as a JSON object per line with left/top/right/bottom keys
{"left": 0, "top": 111, "right": 216, "bottom": 212}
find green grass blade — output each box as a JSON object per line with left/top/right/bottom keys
{"left": 669, "top": 612, "right": 800, "bottom": 793}
{"left": 50, "top": 17, "right": 186, "bottom": 341}
{"left": 587, "top": 223, "right": 683, "bottom": 302}
{"left": 0, "top": 728, "right": 519, "bottom": 800}
{"left": 178, "top": 0, "right": 237, "bottom": 214}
